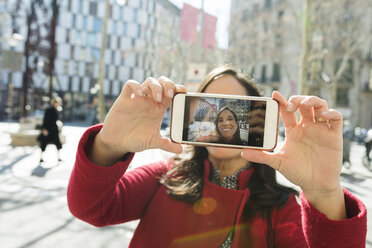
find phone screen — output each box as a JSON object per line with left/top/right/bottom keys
{"left": 182, "top": 95, "right": 267, "bottom": 147}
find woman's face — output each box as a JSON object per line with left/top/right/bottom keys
{"left": 203, "top": 75, "right": 247, "bottom": 160}
{"left": 217, "top": 109, "right": 238, "bottom": 141}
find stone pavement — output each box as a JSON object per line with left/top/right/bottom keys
{"left": 0, "top": 122, "right": 174, "bottom": 248}
{"left": 0, "top": 122, "right": 371, "bottom": 247}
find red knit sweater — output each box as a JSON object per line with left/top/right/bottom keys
{"left": 67, "top": 125, "right": 367, "bottom": 247}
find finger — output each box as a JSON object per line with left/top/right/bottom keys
{"left": 298, "top": 96, "right": 328, "bottom": 123}
{"left": 157, "top": 137, "right": 183, "bottom": 154}
{"left": 272, "top": 91, "right": 297, "bottom": 128}
{"left": 142, "top": 77, "right": 163, "bottom": 102}
{"left": 318, "top": 109, "right": 343, "bottom": 132}
{"left": 122, "top": 80, "right": 143, "bottom": 98}
{"left": 175, "top": 84, "right": 187, "bottom": 94}
{"left": 158, "top": 76, "right": 176, "bottom": 98}
{"left": 241, "top": 149, "right": 280, "bottom": 171}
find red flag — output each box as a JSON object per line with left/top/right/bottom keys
{"left": 180, "top": 3, "right": 199, "bottom": 44}
{"left": 203, "top": 13, "right": 217, "bottom": 49}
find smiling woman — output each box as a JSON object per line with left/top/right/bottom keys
{"left": 68, "top": 65, "right": 367, "bottom": 248}
{"left": 215, "top": 107, "right": 242, "bottom": 145}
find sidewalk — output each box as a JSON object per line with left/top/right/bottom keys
{"left": 0, "top": 122, "right": 174, "bottom": 248}
{"left": 0, "top": 122, "right": 371, "bottom": 247}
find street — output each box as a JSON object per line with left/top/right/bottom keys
{"left": 0, "top": 122, "right": 371, "bottom": 248}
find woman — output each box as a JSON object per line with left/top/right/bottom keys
{"left": 214, "top": 107, "right": 243, "bottom": 145}
{"left": 37, "top": 96, "right": 63, "bottom": 162}
{"left": 67, "top": 65, "right": 366, "bottom": 247}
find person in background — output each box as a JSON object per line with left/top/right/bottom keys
{"left": 37, "top": 96, "right": 63, "bottom": 163}
{"left": 67, "top": 65, "right": 367, "bottom": 247}
{"left": 365, "top": 128, "right": 372, "bottom": 162}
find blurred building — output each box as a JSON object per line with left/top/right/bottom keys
{"left": 229, "top": 0, "right": 372, "bottom": 128}
{"left": 53, "top": 0, "right": 180, "bottom": 122}
{"left": 0, "top": 0, "right": 4, "bottom": 59}
{"left": 0, "top": 0, "right": 6, "bottom": 118}
{"left": 0, "top": 0, "right": 180, "bottom": 122}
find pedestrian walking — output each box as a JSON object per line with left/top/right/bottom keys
{"left": 67, "top": 65, "right": 367, "bottom": 247}
{"left": 88, "top": 96, "right": 99, "bottom": 125}
{"left": 37, "top": 96, "right": 63, "bottom": 163}
{"left": 365, "top": 129, "right": 372, "bottom": 162}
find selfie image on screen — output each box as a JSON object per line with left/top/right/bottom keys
{"left": 182, "top": 96, "right": 266, "bottom": 147}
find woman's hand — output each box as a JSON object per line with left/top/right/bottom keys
{"left": 241, "top": 91, "right": 346, "bottom": 220}
{"left": 42, "top": 129, "right": 49, "bottom": 136}
{"left": 196, "top": 130, "right": 219, "bottom": 143}
{"left": 89, "top": 76, "right": 186, "bottom": 166}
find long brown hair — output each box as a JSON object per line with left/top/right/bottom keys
{"left": 161, "top": 65, "right": 297, "bottom": 239}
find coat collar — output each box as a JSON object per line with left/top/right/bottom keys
{"left": 203, "top": 159, "right": 254, "bottom": 190}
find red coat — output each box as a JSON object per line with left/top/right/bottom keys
{"left": 67, "top": 125, "right": 367, "bottom": 247}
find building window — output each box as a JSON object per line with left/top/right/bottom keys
{"left": 137, "top": 25, "right": 141, "bottom": 38}
{"left": 111, "top": 51, "right": 115, "bottom": 64}
{"left": 64, "top": 60, "right": 69, "bottom": 74}
{"left": 87, "top": 33, "right": 96, "bottom": 47}
{"left": 147, "top": 14, "right": 151, "bottom": 26}
{"left": 80, "top": 48, "right": 85, "bottom": 61}
{"left": 93, "top": 18, "right": 102, "bottom": 32}
{"left": 68, "top": 76, "right": 73, "bottom": 91}
{"left": 74, "top": 62, "right": 79, "bottom": 75}
{"left": 272, "top": 63, "right": 281, "bottom": 82}
{"left": 78, "top": 1, "right": 83, "bottom": 13}
{"left": 123, "top": 23, "right": 127, "bottom": 36}
{"left": 112, "top": 21, "right": 117, "bottom": 35}
{"left": 66, "top": 29, "right": 70, "bottom": 43}
{"left": 79, "top": 78, "right": 83, "bottom": 92}
{"left": 133, "top": 9, "right": 137, "bottom": 22}
{"left": 75, "top": 31, "right": 82, "bottom": 45}
{"left": 261, "top": 65, "right": 267, "bottom": 83}
{"left": 89, "top": 2, "right": 98, "bottom": 16}
{"left": 86, "top": 63, "right": 94, "bottom": 75}
{"left": 129, "top": 67, "right": 133, "bottom": 78}
{"left": 106, "top": 36, "right": 111, "bottom": 48}
{"left": 68, "top": 0, "right": 72, "bottom": 11}
{"left": 119, "top": 7, "right": 124, "bottom": 20}
{"left": 82, "top": 16, "right": 88, "bottom": 30}
{"left": 91, "top": 49, "right": 100, "bottom": 61}
{"left": 72, "top": 14, "right": 76, "bottom": 27}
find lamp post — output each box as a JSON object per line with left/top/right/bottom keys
{"left": 97, "top": 0, "right": 127, "bottom": 123}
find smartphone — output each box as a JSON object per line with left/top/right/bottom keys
{"left": 170, "top": 92, "right": 279, "bottom": 150}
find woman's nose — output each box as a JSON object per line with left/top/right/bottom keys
{"left": 222, "top": 120, "right": 230, "bottom": 126}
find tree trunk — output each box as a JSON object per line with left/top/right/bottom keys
{"left": 328, "top": 80, "right": 337, "bottom": 108}
{"left": 48, "top": 0, "right": 59, "bottom": 98}
{"left": 21, "top": 4, "right": 34, "bottom": 118}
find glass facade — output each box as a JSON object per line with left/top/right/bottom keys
{"left": 0, "top": 0, "right": 182, "bottom": 122}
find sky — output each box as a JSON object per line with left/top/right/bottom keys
{"left": 169, "top": 0, "right": 232, "bottom": 49}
